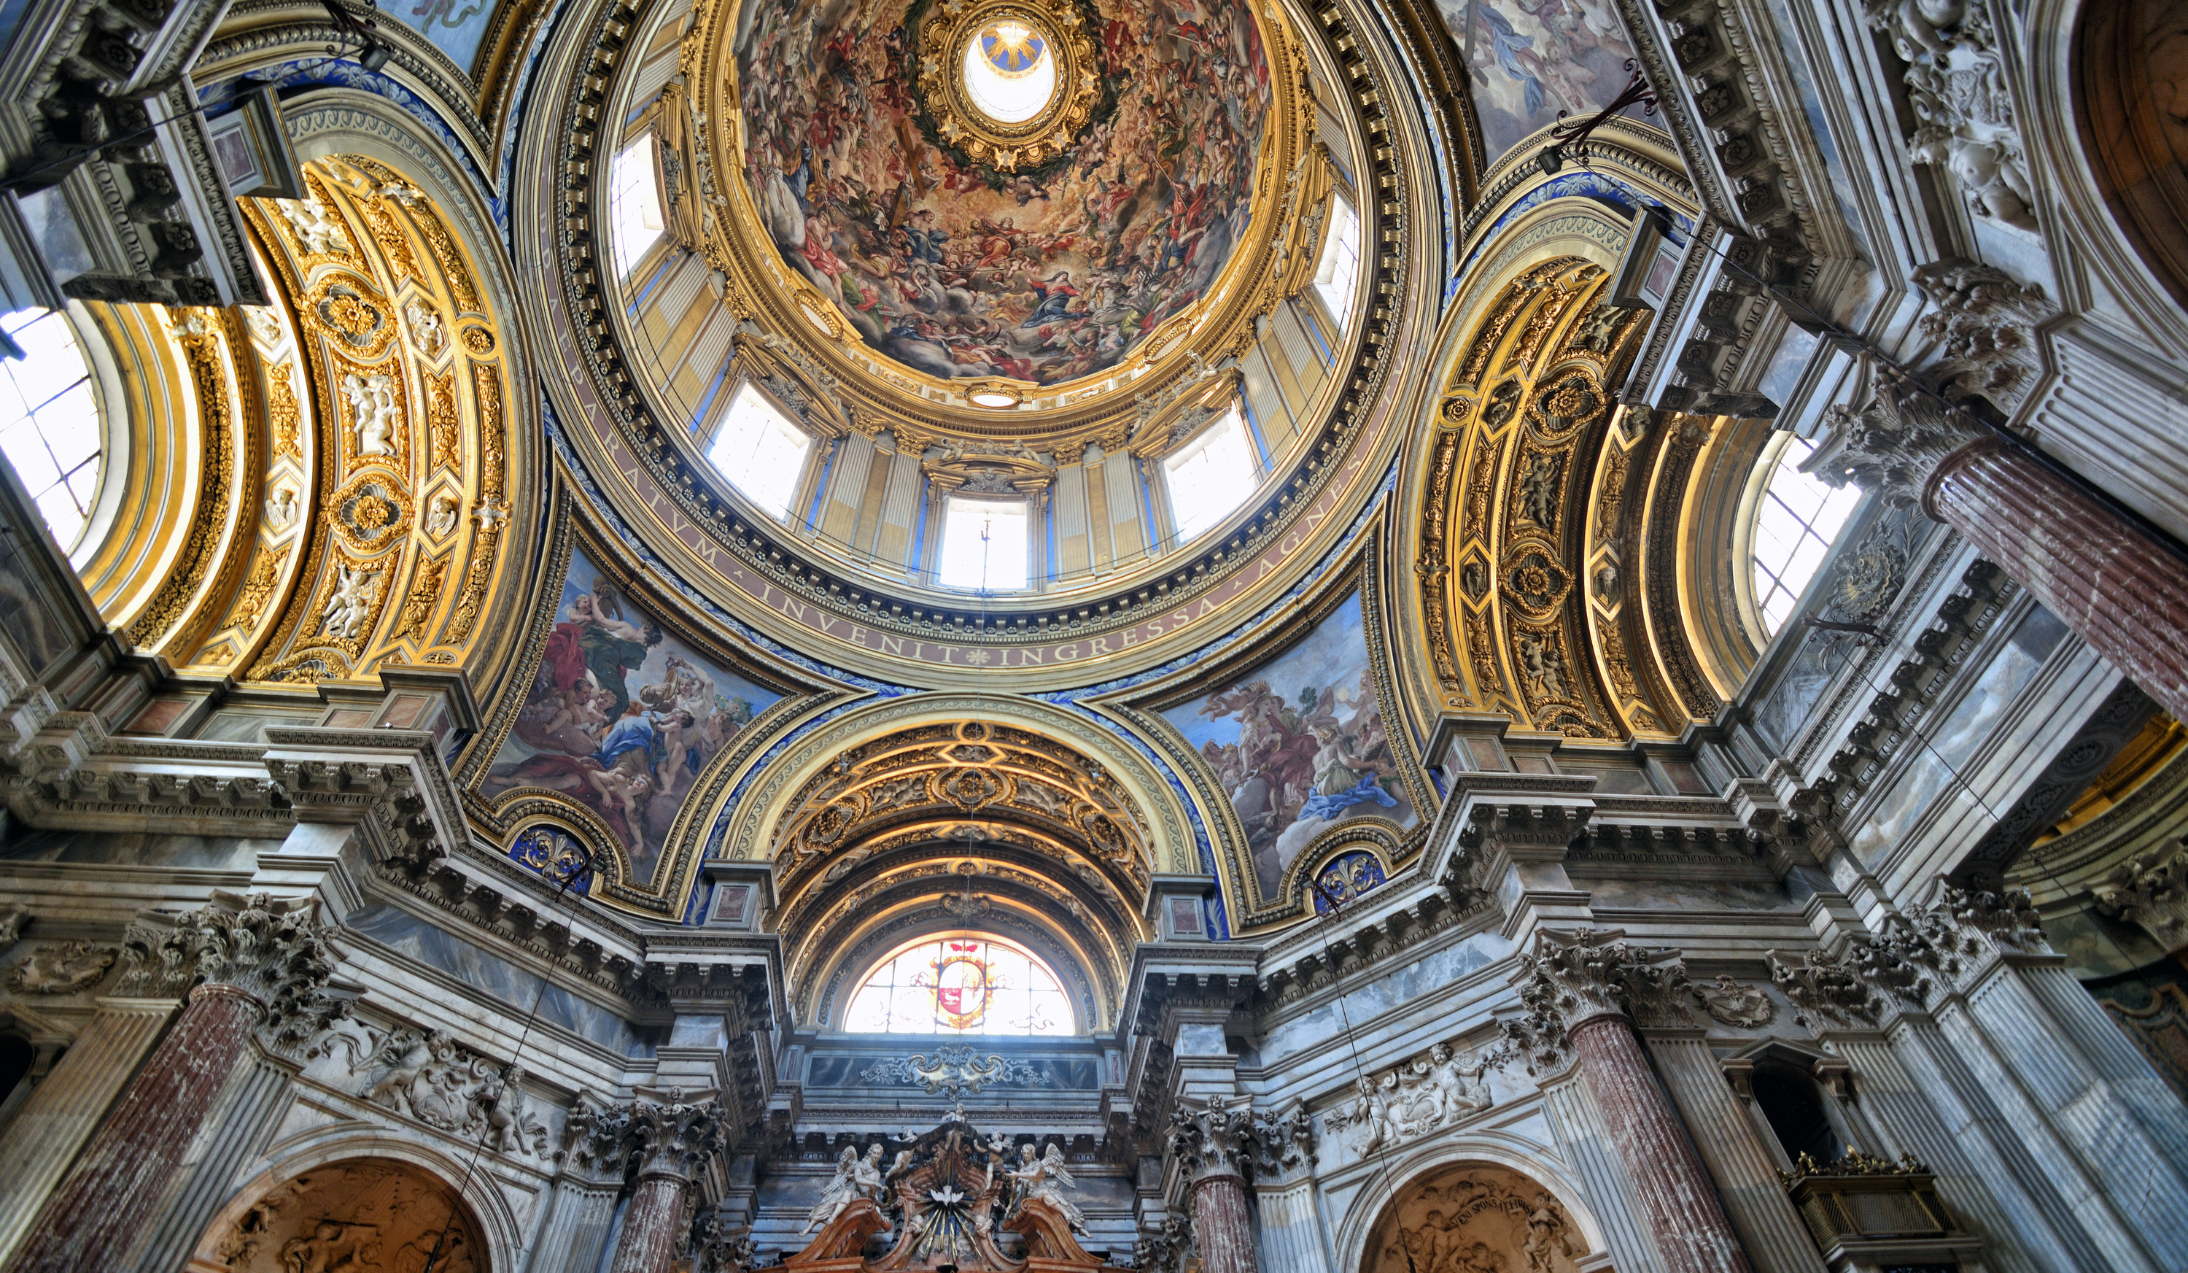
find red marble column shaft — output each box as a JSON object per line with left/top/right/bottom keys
{"left": 609, "top": 1172, "right": 690, "bottom": 1273}
{"left": 1187, "top": 1169, "right": 1260, "bottom": 1273}
{"left": 1569, "top": 1016, "right": 1753, "bottom": 1273}
{"left": 1929, "top": 438, "right": 2188, "bottom": 723}
{"left": 3, "top": 983, "right": 260, "bottom": 1273}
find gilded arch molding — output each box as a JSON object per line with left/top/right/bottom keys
{"left": 1400, "top": 190, "right": 1738, "bottom": 751}
{"left": 718, "top": 692, "right": 1194, "bottom": 879}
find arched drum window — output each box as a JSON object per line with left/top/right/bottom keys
{"left": 842, "top": 933, "right": 1074, "bottom": 1036}
{"left": 1749, "top": 437, "right": 1860, "bottom": 635}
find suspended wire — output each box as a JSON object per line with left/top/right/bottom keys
{"left": 419, "top": 843, "right": 601, "bottom": 1273}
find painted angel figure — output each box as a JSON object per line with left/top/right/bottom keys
{"left": 1004, "top": 1142, "right": 1086, "bottom": 1233}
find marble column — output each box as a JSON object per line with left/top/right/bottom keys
{"left": 0, "top": 997, "right": 177, "bottom": 1268}
{"left": 1, "top": 895, "right": 331, "bottom": 1273}
{"left": 1518, "top": 930, "right": 1753, "bottom": 1273}
{"left": 1642, "top": 1031, "right": 1827, "bottom": 1273}
{"left": 1816, "top": 385, "right": 2188, "bottom": 723}
{"left": 1168, "top": 1096, "right": 1260, "bottom": 1273}
{"left": 598, "top": 1094, "right": 729, "bottom": 1273}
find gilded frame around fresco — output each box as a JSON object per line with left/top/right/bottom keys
{"left": 1100, "top": 526, "right": 1437, "bottom": 931}
{"left": 454, "top": 474, "right": 852, "bottom": 917}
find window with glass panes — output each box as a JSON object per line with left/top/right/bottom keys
{"left": 1312, "top": 193, "right": 1361, "bottom": 331}
{"left": 0, "top": 308, "right": 102, "bottom": 550}
{"left": 703, "top": 382, "right": 813, "bottom": 519}
{"left": 1751, "top": 437, "right": 1861, "bottom": 634}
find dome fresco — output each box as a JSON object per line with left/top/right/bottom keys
{"left": 732, "top": 0, "right": 1273, "bottom": 387}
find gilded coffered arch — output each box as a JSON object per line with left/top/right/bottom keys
{"left": 55, "top": 134, "right": 542, "bottom": 691}
{"left": 1401, "top": 190, "right": 1743, "bottom": 750}
{"left": 209, "top": 152, "right": 537, "bottom": 687}
{"left": 740, "top": 699, "right": 1173, "bottom": 1030}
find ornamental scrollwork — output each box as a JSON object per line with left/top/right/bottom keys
{"left": 858, "top": 1045, "right": 1048, "bottom": 1096}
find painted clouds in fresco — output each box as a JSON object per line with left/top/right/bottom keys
{"left": 1162, "top": 593, "right": 1416, "bottom": 900}
{"left": 733, "top": 0, "right": 1271, "bottom": 387}
{"left": 399, "top": 0, "right": 500, "bottom": 74}
{"left": 1435, "top": 0, "right": 1642, "bottom": 165}
{"left": 484, "top": 549, "right": 780, "bottom": 885}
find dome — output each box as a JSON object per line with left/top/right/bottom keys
{"left": 731, "top": 0, "right": 1273, "bottom": 390}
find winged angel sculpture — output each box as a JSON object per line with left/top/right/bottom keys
{"left": 1004, "top": 1141, "right": 1086, "bottom": 1233}
{"left": 804, "top": 1144, "right": 888, "bottom": 1234}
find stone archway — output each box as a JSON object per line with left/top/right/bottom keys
{"left": 190, "top": 1158, "right": 489, "bottom": 1273}
{"left": 1361, "top": 1163, "right": 1590, "bottom": 1273}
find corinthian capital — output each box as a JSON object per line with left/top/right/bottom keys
{"left": 1168, "top": 1094, "right": 1255, "bottom": 1181}
{"left": 114, "top": 891, "right": 334, "bottom": 1022}
{"left": 555, "top": 1090, "right": 730, "bottom": 1183}
{"left": 1810, "top": 379, "right": 1989, "bottom": 511}
{"left": 2093, "top": 840, "right": 2188, "bottom": 952}
{"left": 1767, "top": 947, "right": 1884, "bottom": 1030}
{"left": 1516, "top": 928, "right": 1692, "bottom": 1033}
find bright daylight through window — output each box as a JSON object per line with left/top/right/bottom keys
{"left": 962, "top": 21, "right": 1055, "bottom": 124}
{"left": 1163, "top": 403, "right": 1255, "bottom": 542}
{"left": 1313, "top": 193, "right": 1361, "bottom": 330}
{"left": 843, "top": 934, "right": 1074, "bottom": 1036}
{"left": 1751, "top": 437, "right": 1861, "bottom": 635}
{"left": 609, "top": 135, "right": 665, "bottom": 278}
{"left": 937, "top": 495, "right": 1029, "bottom": 591}
{"left": 704, "top": 382, "right": 812, "bottom": 519}
{"left": 0, "top": 308, "right": 101, "bottom": 551}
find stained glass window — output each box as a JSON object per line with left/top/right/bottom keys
{"left": 842, "top": 934, "right": 1073, "bottom": 1035}
{"left": 1751, "top": 437, "right": 1861, "bottom": 635}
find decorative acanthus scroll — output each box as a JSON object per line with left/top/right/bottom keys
{"left": 858, "top": 1045, "right": 1047, "bottom": 1096}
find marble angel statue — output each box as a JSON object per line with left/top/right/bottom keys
{"left": 803, "top": 1144, "right": 886, "bottom": 1233}
{"left": 1004, "top": 1142, "right": 1086, "bottom": 1233}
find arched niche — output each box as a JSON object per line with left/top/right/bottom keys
{"left": 2075, "top": 0, "right": 2188, "bottom": 312}
{"left": 187, "top": 1156, "right": 493, "bottom": 1273}
{"left": 1356, "top": 1161, "right": 1605, "bottom": 1273}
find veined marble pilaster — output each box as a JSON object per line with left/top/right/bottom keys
{"left": 0, "top": 997, "right": 176, "bottom": 1267}
{"left": 3, "top": 893, "right": 332, "bottom": 1273}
